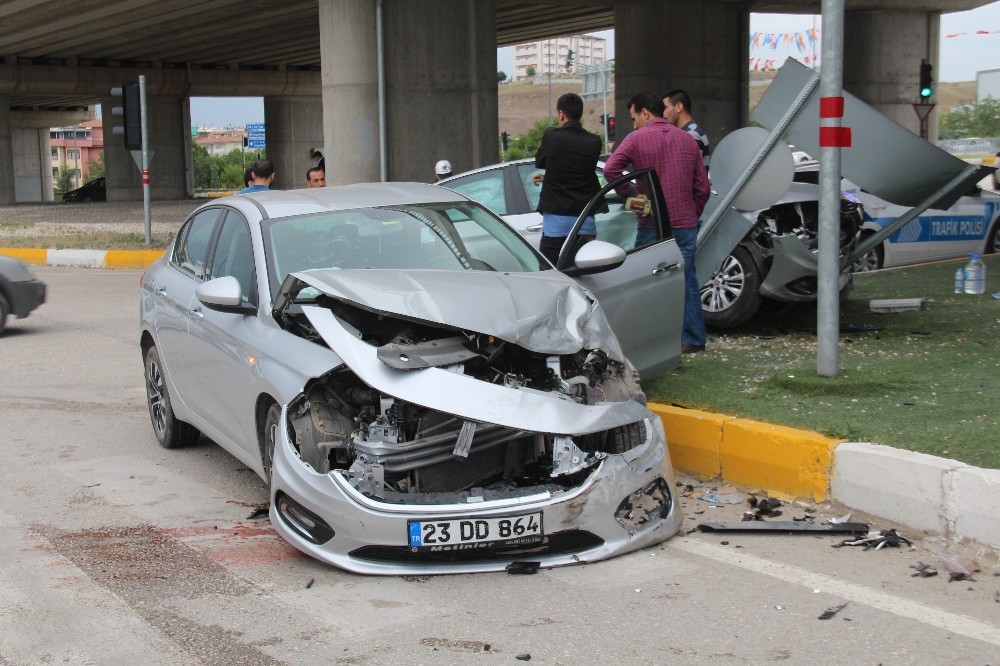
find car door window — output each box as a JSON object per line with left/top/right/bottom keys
{"left": 209, "top": 212, "right": 255, "bottom": 304}
{"left": 443, "top": 170, "right": 508, "bottom": 215}
{"left": 516, "top": 163, "right": 543, "bottom": 211}
{"left": 560, "top": 168, "right": 671, "bottom": 269}
{"left": 174, "top": 208, "right": 223, "bottom": 280}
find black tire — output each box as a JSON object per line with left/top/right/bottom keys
{"left": 852, "top": 235, "right": 883, "bottom": 272}
{"left": 986, "top": 219, "right": 1000, "bottom": 255}
{"left": 144, "top": 345, "right": 200, "bottom": 449}
{"left": 0, "top": 292, "right": 9, "bottom": 335}
{"left": 260, "top": 402, "right": 281, "bottom": 485}
{"left": 700, "top": 245, "right": 763, "bottom": 329}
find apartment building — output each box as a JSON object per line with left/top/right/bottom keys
{"left": 512, "top": 35, "right": 607, "bottom": 81}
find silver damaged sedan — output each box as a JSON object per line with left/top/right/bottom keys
{"left": 139, "top": 177, "right": 684, "bottom": 575}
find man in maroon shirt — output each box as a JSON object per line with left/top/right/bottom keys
{"left": 604, "top": 93, "right": 710, "bottom": 353}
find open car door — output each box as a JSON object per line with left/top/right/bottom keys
{"left": 557, "top": 168, "right": 685, "bottom": 379}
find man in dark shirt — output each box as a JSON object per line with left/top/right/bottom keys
{"left": 532, "top": 93, "right": 602, "bottom": 266}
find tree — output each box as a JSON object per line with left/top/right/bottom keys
{"left": 191, "top": 141, "right": 221, "bottom": 190}
{"left": 939, "top": 97, "right": 1000, "bottom": 140}
{"left": 86, "top": 152, "right": 105, "bottom": 180}
{"left": 526, "top": 65, "right": 536, "bottom": 78}
{"left": 55, "top": 166, "right": 75, "bottom": 195}
{"left": 497, "top": 70, "right": 507, "bottom": 84}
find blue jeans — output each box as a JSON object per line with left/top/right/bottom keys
{"left": 673, "top": 226, "right": 706, "bottom": 348}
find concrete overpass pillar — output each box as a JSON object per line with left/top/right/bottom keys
{"left": 0, "top": 98, "right": 14, "bottom": 205}
{"left": 102, "top": 94, "right": 188, "bottom": 201}
{"left": 318, "top": 0, "right": 497, "bottom": 183}
{"left": 615, "top": 0, "right": 748, "bottom": 149}
{"left": 262, "top": 96, "right": 323, "bottom": 190}
{"left": 843, "top": 10, "right": 940, "bottom": 141}
{"left": 11, "top": 128, "right": 53, "bottom": 202}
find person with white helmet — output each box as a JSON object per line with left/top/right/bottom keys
{"left": 434, "top": 159, "right": 453, "bottom": 181}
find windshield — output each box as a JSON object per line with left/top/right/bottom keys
{"left": 263, "top": 201, "right": 547, "bottom": 297}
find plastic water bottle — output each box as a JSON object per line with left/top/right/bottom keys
{"left": 963, "top": 253, "right": 986, "bottom": 295}
{"left": 954, "top": 267, "right": 964, "bottom": 294}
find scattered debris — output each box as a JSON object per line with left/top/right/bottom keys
{"left": 506, "top": 561, "right": 540, "bottom": 575}
{"left": 910, "top": 562, "right": 938, "bottom": 578}
{"left": 305, "top": 578, "right": 315, "bottom": 589}
{"left": 743, "top": 496, "right": 783, "bottom": 520}
{"left": 697, "top": 521, "right": 868, "bottom": 534}
{"left": 818, "top": 602, "right": 848, "bottom": 620}
{"left": 938, "top": 549, "right": 975, "bottom": 582}
{"left": 699, "top": 491, "right": 744, "bottom": 505}
{"left": 828, "top": 512, "right": 852, "bottom": 524}
{"left": 841, "top": 324, "right": 884, "bottom": 333}
{"left": 793, "top": 514, "right": 816, "bottom": 523}
{"left": 516, "top": 654, "right": 532, "bottom": 661}
{"left": 832, "top": 529, "right": 912, "bottom": 550}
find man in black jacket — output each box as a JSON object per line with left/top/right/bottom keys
{"left": 532, "top": 93, "right": 602, "bottom": 266}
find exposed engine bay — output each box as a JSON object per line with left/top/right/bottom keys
{"left": 753, "top": 198, "right": 863, "bottom": 256}
{"left": 282, "top": 297, "right": 650, "bottom": 505}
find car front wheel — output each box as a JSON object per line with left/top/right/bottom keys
{"left": 144, "top": 345, "right": 200, "bottom": 449}
{"left": 852, "top": 235, "right": 884, "bottom": 272}
{"left": 260, "top": 402, "right": 281, "bottom": 485}
{"left": 700, "top": 245, "right": 763, "bottom": 329}
{"left": 0, "top": 292, "right": 9, "bottom": 334}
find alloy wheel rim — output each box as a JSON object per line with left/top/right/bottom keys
{"left": 147, "top": 360, "right": 167, "bottom": 435}
{"left": 701, "top": 255, "right": 745, "bottom": 312}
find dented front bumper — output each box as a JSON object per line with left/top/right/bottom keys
{"left": 270, "top": 409, "right": 683, "bottom": 575}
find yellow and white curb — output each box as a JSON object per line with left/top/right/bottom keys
{"left": 1, "top": 248, "right": 164, "bottom": 269}
{"left": 653, "top": 403, "right": 1000, "bottom": 549}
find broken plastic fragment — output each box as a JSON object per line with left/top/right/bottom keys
{"left": 818, "top": 602, "right": 848, "bottom": 620}
{"left": 910, "top": 562, "right": 938, "bottom": 578}
{"left": 939, "top": 549, "right": 974, "bottom": 582}
{"left": 829, "top": 512, "right": 852, "bottom": 524}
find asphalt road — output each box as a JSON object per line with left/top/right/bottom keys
{"left": 1, "top": 267, "right": 999, "bottom": 665}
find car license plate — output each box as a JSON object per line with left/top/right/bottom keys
{"left": 407, "top": 513, "right": 543, "bottom": 551}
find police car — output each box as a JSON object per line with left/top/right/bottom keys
{"left": 843, "top": 179, "right": 1000, "bottom": 271}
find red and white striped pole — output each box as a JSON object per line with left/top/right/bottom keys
{"left": 817, "top": 0, "right": 848, "bottom": 377}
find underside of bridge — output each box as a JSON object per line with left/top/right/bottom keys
{"left": 0, "top": 0, "right": 991, "bottom": 202}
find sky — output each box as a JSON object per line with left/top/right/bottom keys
{"left": 188, "top": 2, "right": 1000, "bottom": 127}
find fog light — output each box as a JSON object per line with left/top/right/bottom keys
{"left": 615, "top": 478, "right": 672, "bottom": 531}
{"left": 275, "top": 491, "right": 335, "bottom": 544}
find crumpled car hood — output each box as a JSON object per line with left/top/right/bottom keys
{"left": 281, "top": 268, "right": 625, "bottom": 362}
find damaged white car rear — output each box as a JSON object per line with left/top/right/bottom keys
{"left": 270, "top": 270, "right": 680, "bottom": 574}
{"left": 139, "top": 179, "right": 684, "bottom": 575}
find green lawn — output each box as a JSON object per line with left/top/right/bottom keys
{"left": 646, "top": 254, "right": 1000, "bottom": 469}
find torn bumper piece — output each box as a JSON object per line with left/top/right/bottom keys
{"left": 697, "top": 521, "right": 869, "bottom": 535}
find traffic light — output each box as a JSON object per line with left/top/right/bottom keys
{"left": 919, "top": 60, "right": 933, "bottom": 99}
{"left": 501, "top": 131, "right": 509, "bottom": 151}
{"left": 110, "top": 81, "right": 142, "bottom": 150}
{"left": 565, "top": 49, "right": 574, "bottom": 70}
{"left": 607, "top": 115, "right": 616, "bottom": 139}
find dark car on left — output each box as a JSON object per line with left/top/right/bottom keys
{"left": 0, "top": 254, "right": 46, "bottom": 334}
{"left": 62, "top": 177, "right": 106, "bottom": 202}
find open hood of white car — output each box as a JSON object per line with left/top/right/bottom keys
{"left": 277, "top": 268, "right": 625, "bottom": 362}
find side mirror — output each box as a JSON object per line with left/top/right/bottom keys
{"left": 196, "top": 276, "right": 256, "bottom": 314}
{"left": 562, "top": 240, "right": 626, "bottom": 276}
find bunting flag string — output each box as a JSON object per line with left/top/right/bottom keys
{"left": 749, "top": 27, "right": 820, "bottom": 51}
{"left": 749, "top": 55, "right": 818, "bottom": 72}
{"left": 944, "top": 29, "right": 1000, "bottom": 38}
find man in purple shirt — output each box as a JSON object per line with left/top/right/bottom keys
{"left": 604, "top": 93, "right": 710, "bottom": 353}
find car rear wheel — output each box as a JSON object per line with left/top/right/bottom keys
{"left": 260, "top": 402, "right": 281, "bottom": 485}
{"left": 701, "top": 245, "right": 763, "bottom": 329}
{"left": 144, "top": 345, "right": 200, "bottom": 449}
{"left": 0, "top": 292, "right": 9, "bottom": 334}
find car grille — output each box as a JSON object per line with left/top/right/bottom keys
{"left": 348, "top": 530, "right": 605, "bottom": 564}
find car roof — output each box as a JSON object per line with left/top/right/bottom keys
{"left": 217, "top": 182, "right": 470, "bottom": 219}
{"left": 437, "top": 159, "right": 533, "bottom": 184}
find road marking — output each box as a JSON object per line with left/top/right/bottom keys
{"left": 672, "top": 537, "right": 1000, "bottom": 647}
